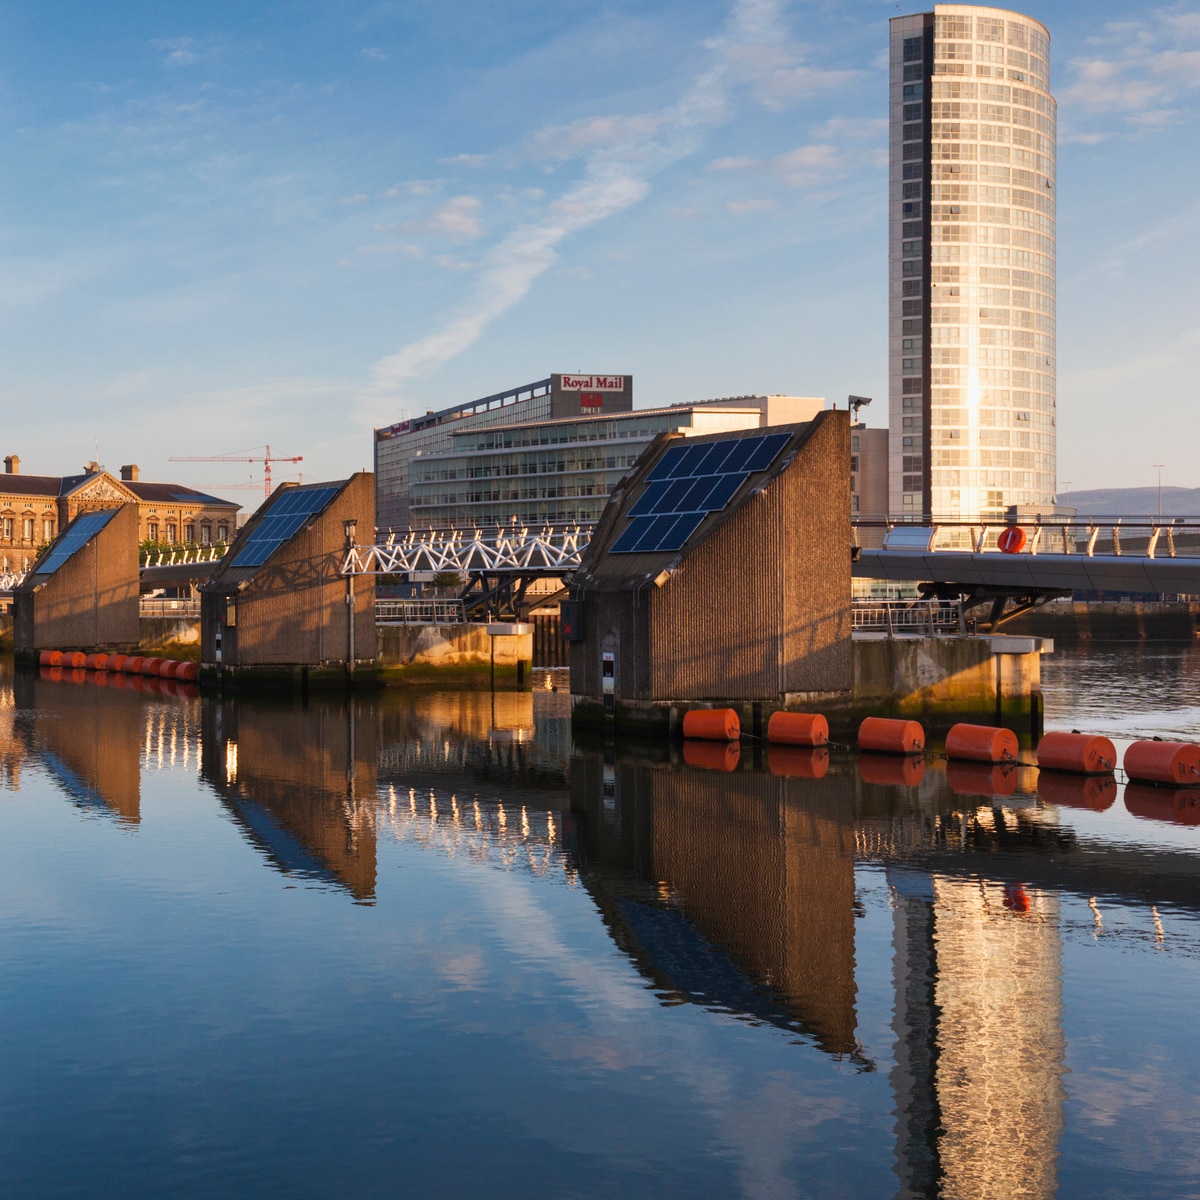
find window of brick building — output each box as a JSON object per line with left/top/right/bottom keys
{"left": 43, "top": 519, "right": 55, "bottom": 541}
{"left": 201, "top": 525, "right": 211, "bottom": 545}
{"left": 217, "top": 524, "right": 228, "bottom": 542}
{"left": 23, "top": 518, "right": 33, "bottom": 541}
{"left": 2, "top": 518, "right": 12, "bottom": 540}
{"left": 166, "top": 524, "right": 177, "bottom": 543}
{"left": 148, "top": 522, "right": 159, "bottom": 541}
{"left": 185, "top": 523, "right": 195, "bottom": 542}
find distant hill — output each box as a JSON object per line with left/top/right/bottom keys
{"left": 1057, "top": 486, "right": 1200, "bottom": 518}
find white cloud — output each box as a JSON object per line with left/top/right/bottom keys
{"left": 361, "top": 47, "right": 389, "bottom": 63}
{"left": 420, "top": 195, "right": 484, "bottom": 241}
{"left": 384, "top": 180, "right": 442, "bottom": 198}
{"left": 150, "top": 37, "right": 200, "bottom": 66}
{"left": 726, "top": 198, "right": 776, "bottom": 214}
{"left": 363, "top": 0, "right": 857, "bottom": 401}
{"left": 341, "top": 193, "right": 368, "bottom": 205}
{"left": 1061, "top": 8, "right": 1200, "bottom": 133}
{"left": 709, "top": 142, "right": 850, "bottom": 188}
{"left": 438, "top": 153, "right": 488, "bottom": 167}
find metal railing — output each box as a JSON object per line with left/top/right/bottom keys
{"left": 0, "top": 571, "right": 25, "bottom": 593}
{"left": 140, "top": 599, "right": 201, "bottom": 618}
{"left": 141, "top": 545, "right": 228, "bottom": 568}
{"left": 345, "top": 526, "right": 593, "bottom": 577}
{"left": 852, "top": 598, "right": 967, "bottom": 637}
{"left": 855, "top": 515, "right": 1200, "bottom": 559}
{"left": 376, "top": 599, "right": 466, "bottom": 625}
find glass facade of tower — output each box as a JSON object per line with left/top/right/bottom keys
{"left": 889, "top": 5, "right": 1056, "bottom": 521}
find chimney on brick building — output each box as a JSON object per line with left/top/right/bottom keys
{"left": 84, "top": 460, "right": 101, "bottom": 474}
{"left": 120, "top": 464, "right": 139, "bottom": 482}
{"left": 4, "top": 455, "right": 18, "bottom": 475}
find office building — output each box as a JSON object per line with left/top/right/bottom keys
{"left": 375, "top": 374, "right": 823, "bottom": 531}
{"left": 374, "top": 374, "right": 634, "bottom": 531}
{"left": 889, "top": 5, "right": 1056, "bottom": 520}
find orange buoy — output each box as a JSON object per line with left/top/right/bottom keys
{"left": 766, "top": 712, "right": 829, "bottom": 747}
{"left": 125, "top": 656, "right": 146, "bottom": 674}
{"left": 83, "top": 653, "right": 108, "bottom": 671}
{"left": 60, "top": 651, "right": 86, "bottom": 668}
{"left": 683, "top": 739, "right": 740, "bottom": 771}
{"left": 139, "top": 657, "right": 165, "bottom": 676}
{"left": 858, "top": 752, "right": 925, "bottom": 787}
{"left": 946, "top": 759, "right": 1019, "bottom": 798}
{"left": 157, "top": 660, "right": 180, "bottom": 678}
{"left": 1125, "top": 783, "right": 1200, "bottom": 827}
{"left": 1123, "top": 740, "right": 1200, "bottom": 787}
{"left": 768, "top": 746, "right": 830, "bottom": 779}
{"left": 1036, "top": 731, "right": 1116, "bottom": 774}
{"left": 945, "top": 722, "right": 1018, "bottom": 763}
{"left": 681, "top": 708, "right": 740, "bottom": 741}
{"left": 175, "top": 661, "right": 199, "bottom": 683}
{"left": 38, "top": 650, "right": 63, "bottom": 667}
{"left": 858, "top": 717, "right": 924, "bottom": 755}
{"left": 108, "top": 654, "right": 129, "bottom": 673}
{"left": 1037, "top": 770, "right": 1117, "bottom": 811}
{"left": 997, "top": 525, "right": 1026, "bottom": 554}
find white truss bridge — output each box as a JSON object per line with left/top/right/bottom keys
{"left": 341, "top": 526, "right": 594, "bottom": 577}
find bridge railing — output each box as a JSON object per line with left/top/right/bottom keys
{"left": 854, "top": 515, "right": 1200, "bottom": 559}
{"left": 851, "top": 598, "right": 966, "bottom": 637}
{"left": 0, "top": 571, "right": 26, "bottom": 593}
{"left": 375, "top": 599, "right": 466, "bottom": 625}
{"left": 140, "top": 598, "right": 201, "bottom": 618}
{"left": 140, "top": 545, "right": 228, "bottom": 568}
{"left": 344, "top": 526, "right": 594, "bottom": 576}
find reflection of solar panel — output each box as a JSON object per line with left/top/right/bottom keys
{"left": 34, "top": 509, "right": 119, "bottom": 575}
{"left": 230, "top": 486, "right": 341, "bottom": 568}
{"left": 612, "top": 433, "right": 790, "bottom": 554}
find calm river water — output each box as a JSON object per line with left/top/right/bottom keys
{"left": 0, "top": 647, "right": 1198, "bottom": 1199}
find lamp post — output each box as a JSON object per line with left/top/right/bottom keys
{"left": 343, "top": 518, "right": 357, "bottom": 680}
{"left": 848, "top": 395, "right": 872, "bottom": 426}
{"left": 1154, "top": 465, "right": 1165, "bottom": 518}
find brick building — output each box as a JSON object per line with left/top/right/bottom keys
{"left": 0, "top": 455, "right": 240, "bottom": 571}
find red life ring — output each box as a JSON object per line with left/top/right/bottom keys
{"left": 997, "top": 526, "right": 1026, "bottom": 554}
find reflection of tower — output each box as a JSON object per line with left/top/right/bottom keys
{"left": 890, "top": 866, "right": 1065, "bottom": 1198}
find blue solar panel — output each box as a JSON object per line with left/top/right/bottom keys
{"left": 613, "top": 431, "right": 794, "bottom": 554}
{"left": 35, "top": 509, "right": 118, "bottom": 575}
{"left": 230, "top": 486, "right": 341, "bottom": 568}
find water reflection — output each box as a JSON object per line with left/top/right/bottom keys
{"left": 0, "top": 657, "right": 1198, "bottom": 1197}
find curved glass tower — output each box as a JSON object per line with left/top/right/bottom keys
{"left": 889, "top": 5, "right": 1056, "bottom": 522}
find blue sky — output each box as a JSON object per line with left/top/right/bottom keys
{"left": 1, "top": 0, "right": 1198, "bottom": 499}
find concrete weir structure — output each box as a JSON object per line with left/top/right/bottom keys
{"left": 12, "top": 504, "right": 140, "bottom": 660}
{"left": 568, "top": 411, "right": 1046, "bottom": 735}
{"left": 200, "top": 475, "right": 375, "bottom": 689}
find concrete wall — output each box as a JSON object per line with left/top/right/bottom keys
{"left": 13, "top": 504, "right": 140, "bottom": 655}
{"left": 377, "top": 623, "right": 532, "bottom": 670}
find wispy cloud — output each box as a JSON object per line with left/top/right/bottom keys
{"left": 361, "top": 47, "right": 389, "bottom": 63}
{"left": 1061, "top": 8, "right": 1200, "bottom": 134}
{"left": 709, "top": 141, "right": 852, "bottom": 188}
{"left": 363, "top": 0, "right": 855, "bottom": 400}
{"left": 150, "top": 37, "right": 202, "bottom": 66}
{"left": 418, "top": 195, "right": 484, "bottom": 240}
{"left": 438, "top": 152, "right": 488, "bottom": 167}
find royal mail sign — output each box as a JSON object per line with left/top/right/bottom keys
{"left": 559, "top": 374, "right": 626, "bottom": 392}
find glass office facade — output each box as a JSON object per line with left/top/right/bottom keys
{"left": 889, "top": 5, "right": 1056, "bottom": 521}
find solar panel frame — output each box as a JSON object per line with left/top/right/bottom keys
{"left": 34, "top": 509, "right": 119, "bottom": 575}
{"left": 230, "top": 486, "right": 342, "bottom": 569}
{"left": 611, "top": 431, "right": 793, "bottom": 554}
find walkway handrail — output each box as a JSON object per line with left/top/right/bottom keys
{"left": 376, "top": 599, "right": 466, "bottom": 625}
{"left": 852, "top": 598, "right": 966, "bottom": 636}
{"left": 344, "top": 525, "right": 594, "bottom": 576}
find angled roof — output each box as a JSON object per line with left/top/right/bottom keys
{"left": 0, "top": 468, "right": 238, "bottom": 509}
{"left": 574, "top": 415, "right": 830, "bottom": 588}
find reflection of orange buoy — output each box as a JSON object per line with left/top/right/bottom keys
{"left": 682, "top": 708, "right": 740, "bottom": 741}
{"left": 767, "top": 712, "right": 828, "bottom": 746}
{"left": 177, "top": 681, "right": 200, "bottom": 699}
{"left": 683, "top": 739, "right": 740, "bottom": 771}
{"left": 1124, "top": 740, "right": 1200, "bottom": 786}
{"left": 1002, "top": 883, "right": 1031, "bottom": 913}
{"left": 859, "top": 717, "right": 924, "bottom": 754}
{"left": 997, "top": 526, "right": 1026, "bottom": 554}
{"left": 946, "top": 723, "right": 1018, "bottom": 763}
{"left": 859, "top": 751, "right": 925, "bottom": 786}
{"left": 1125, "top": 783, "right": 1200, "bottom": 826}
{"left": 768, "top": 746, "right": 830, "bottom": 778}
{"left": 38, "top": 650, "right": 63, "bottom": 667}
{"left": 39, "top": 666, "right": 63, "bottom": 682}
{"left": 69, "top": 668, "right": 87, "bottom": 685}
{"left": 946, "top": 759, "right": 1019, "bottom": 798}
{"left": 1036, "top": 731, "right": 1116, "bottom": 774}
{"left": 1037, "top": 770, "right": 1117, "bottom": 811}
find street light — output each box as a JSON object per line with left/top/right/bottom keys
{"left": 343, "top": 518, "right": 358, "bottom": 678}
{"left": 848, "top": 395, "right": 872, "bottom": 426}
{"left": 1154, "top": 465, "right": 1165, "bottom": 518}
